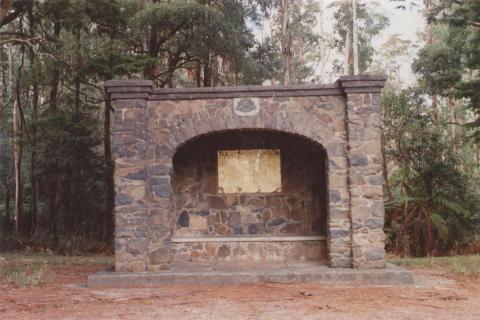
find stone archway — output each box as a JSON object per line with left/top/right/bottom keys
{"left": 107, "top": 76, "right": 387, "bottom": 272}
{"left": 169, "top": 129, "right": 329, "bottom": 263}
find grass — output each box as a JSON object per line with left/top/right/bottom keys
{"left": 2, "top": 252, "right": 479, "bottom": 286}
{"left": 0, "top": 253, "right": 113, "bottom": 287}
{"left": 1, "top": 263, "right": 47, "bottom": 287}
{"left": 389, "top": 255, "right": 480, "bottom": 274}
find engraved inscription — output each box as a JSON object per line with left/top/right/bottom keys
{"left": 218, "top": 149, "right": 281, "bottom": 193}
{"left": 236, "top": 99, "right": 256, "bottom": 112}
{"left": 233, "top": 97, "right": 260, "bottom": 116}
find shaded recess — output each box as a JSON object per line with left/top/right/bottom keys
{"left": 171, "top": 129, "right": 328, "bottom": 238}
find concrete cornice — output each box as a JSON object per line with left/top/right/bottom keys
{"left": 105, "top": 75, "right": 387, "bottom": 101}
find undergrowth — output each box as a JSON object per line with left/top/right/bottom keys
{"left": 389, "top": 255, "right": 480, "bottom": 274}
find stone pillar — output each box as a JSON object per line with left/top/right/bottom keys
{"left": 106, "top": 80, "right": 152, "bottom": 272}
{"left": 339, "top": 76, "right": 387, "bottom": 269}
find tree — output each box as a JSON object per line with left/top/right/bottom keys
{"left": 430, "top": 0, "right": 480, "bottom": 169}
{"left": 382, "top": 87, "right": 479, "bottom": 256}
{"left": 262, "top": 0, "right": 324, "bottom": 84}
{"left": 0, "top": 0, "right": 278, "bottom": 251}
{"left": 330, "top": 0, "right": 389, "bottom": 74}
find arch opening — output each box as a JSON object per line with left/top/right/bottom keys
{"left": 170, "top": 129, "right": 329, "bottom": 263}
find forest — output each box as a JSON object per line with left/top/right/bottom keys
{"left": 0, "top": 0, "right": 478, "bottom": 257}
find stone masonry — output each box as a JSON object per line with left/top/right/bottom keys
{"left": 106, "top": 75, "right": 387, "bottom": 272}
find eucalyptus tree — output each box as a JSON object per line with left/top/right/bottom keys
{"left": 329, "top": 0, "right": 389, "bottom": 75}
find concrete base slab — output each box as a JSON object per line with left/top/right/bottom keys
{"left": 88, "top": 261, "right": 413, "bottom": 288}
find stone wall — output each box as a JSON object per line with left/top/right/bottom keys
{"left": 106, "top": 76, "right": 387, "bottom": 272}
{"left": 172, "top": 130, "right": 327, "bottom": 238}
{"left": 172, "top": 240, "right": 327, "bottom": 262}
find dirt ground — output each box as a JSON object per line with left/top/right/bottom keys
{"left": 1, "top": 263, "right": 480, "bottom": 320}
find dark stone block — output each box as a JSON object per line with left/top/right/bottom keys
{"left": 148, "top": 165, "right": 171, "bottom": 176}
{"left": 149, "top": 247, "right": 171, "bottom": 264}
{"left": 367, "top": 175, "right": 384, "bottom": 186}
{"left": 329, "top": 190, "right": 341, "bottom": 203}
{"left": 116, "top": 193, "right": 133, "bottom": 205}
{"left": 248, "top": 223, "right": 266, "bottom": 235}
{"left": 127, "top": 239, "right": 146, "bottom": 255}
{"left": 228, "top": 212, "right": 241, "bottom": 227}
{"left": 114, "top": 240, "right": 122, "bottom": 251}
{"left": 194, "top": 210, "right": 210, "bottom": 217}
{"left": 366, "top": 217, "right": 384, "bottom": 229}
{"left": 350, "top": 154, "right": 368, "bottom": 166}
{"left": 232, "top": 227, "right": 243, "bottom": 235}
{"left": 177, "top": 211, "right": 189, "bottom": 228}
{"left": 365, "top": 249, "right": 384, "bottom": 261}
{"left": 125, "top": 169, "right": 146, "bottom": 180}
{"left": 330, "top": 228, "right": 349, "bottom": 238}
{"left": 151, "top": 176, "right": 171, "bottom": 198}
{"left": 113, "top": 146, "right": 135, "bottom": 158}
{"left": 268, "top": 218, "right": 286, "bottom": 227}
{"left": 153, "top": 184, "right": 171, "bottom": 198}
{"left": 134, "top": 142, "right": 148, "bottom": 156}
{"left": 217, "top": 244, "right": 231, "bottom": 259}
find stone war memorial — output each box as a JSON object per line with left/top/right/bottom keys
{"left": 88, "top": 75, "right": 413, "bottom": 287}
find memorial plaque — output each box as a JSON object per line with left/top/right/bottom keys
{"left": 218, "top": 149, "right": 281, "bottom": 193}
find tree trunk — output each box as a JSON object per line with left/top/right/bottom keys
{"left": 144, "top": 24, "right": 158, "bottom": 80}
{"left": 424, "top": 0, "right": 440, "bottom": 122}
{"left": 475, "top": 113, "right": 480, "bottom": 177}
{"left": 352, "top": 0, "right": 359, "bottom": 75}
{"left": 4, "top": 189, "right": 10, "bottom": 231}
{"left": 13, "top": 95, "right": 22, "bottom": 234}
{"left": 344, "top": 0, "right": 354, "bottom": 75}
{"left": 203, "top": 62, "right": 212, "bottom": 87}
{"left": 476, "top": 140, "right": 480, "bottom": 178}
{"left": 195, "top": 61, "right": 201, "bottom": 87}
{"left": 8, "top": 39, "right": 23, "bottom": 234}
{"left": 29, "top": 5, "right": 38, "bottom": 234}
{"left": 447, "top": 96, "right": 457, "bottom": 153}
{"left": 71, "top": 27, "right": 81, "bottom": 234}
{"left": 280, "top": 0, "right": 292, "bottom": 84}
{"left": 49, "top": 176, "right": 61, "bottom": 243}
{"left": 48, "top": 19, "right": 61, "bottom": 240}
{"left": 103, "top": 92, "right": 114, "bottom": 242}
{"left": 49, "top": 20, "right": 61, "bottom": 113}
{"left": 0, "top": 30, "right": 3, "bottom": 166}
{"left": 381, "top": 131, "right": 392, "bottom": 201}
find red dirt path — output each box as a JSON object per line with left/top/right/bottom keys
{"left": 1, "top": 264, "right": 480, "bottom": 320}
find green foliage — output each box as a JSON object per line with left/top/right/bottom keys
{"left": 127, "top": 0, "right": 262, "bottom": 86}
{"left": 35, "top": 109, "right": 106, "bottom": 236}
{"left": 430, "top": 0, "right": 480, "bottom": 140}
{"left": 382, "top": 88, "right": 480, "bottom": 256}
{"left": 413, "top": 25, "right": 465, "bottom": 95}
{"left": 0, "top": 0, "right": 279, "bottom": 252}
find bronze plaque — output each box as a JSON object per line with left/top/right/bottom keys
{"left": 218, "top": 149, "right": 281, "bottom": 193}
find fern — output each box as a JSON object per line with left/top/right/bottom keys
{"left": 434, "top": 195, "right": 473, "bottom": 218}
